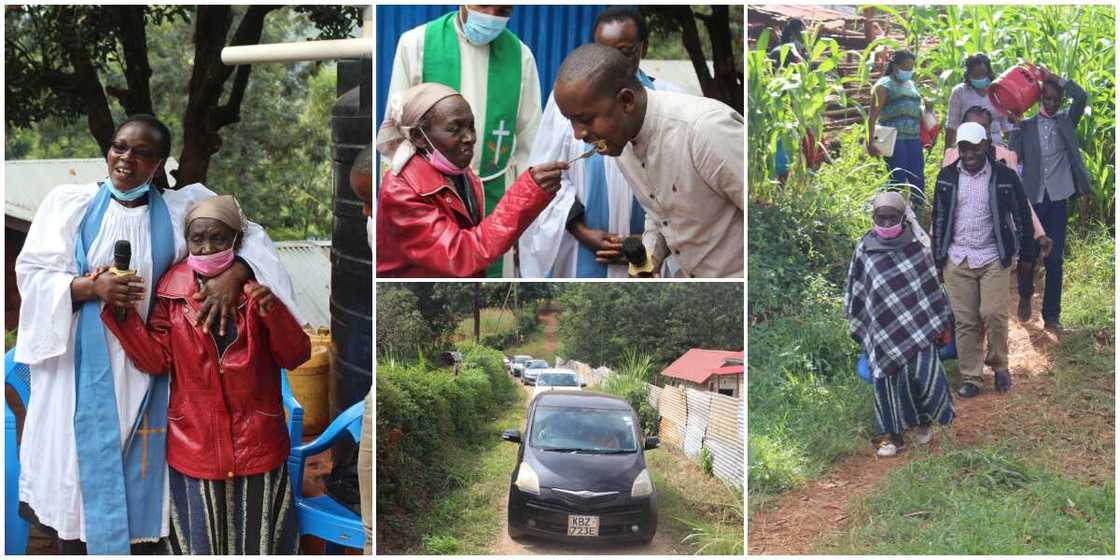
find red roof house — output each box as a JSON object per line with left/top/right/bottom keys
{"left": 661, "top": 349, "right": 744, "bottom": 398}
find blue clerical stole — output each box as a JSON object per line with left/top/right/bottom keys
{"left": 72, "top": 181, "right": 174, "bottom": 552}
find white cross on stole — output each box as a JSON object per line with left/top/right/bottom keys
{"left": 491, "top": 119, "right": 511, "bottom": 166}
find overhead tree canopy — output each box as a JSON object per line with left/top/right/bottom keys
{"left": 5, "top": 5, "right": 362, "bottom": 187}
{"left": 644, "top": 5, "right": 744, "bottom": 112}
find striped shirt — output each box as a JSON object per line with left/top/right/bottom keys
{"left": 948, "top": 160, "right": 999, "bottom": 268}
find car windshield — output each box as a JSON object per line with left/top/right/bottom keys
{"left": 537, "top": 373, "right": 578, "bottom": 387}
{"left": 530, "top": 406, "right": 638, "bottom": 453}
{"left": 514, "top": 357, "right": 530, "bottom": 364}
{"left": 527, "top": 360, "right": 549, "bottom": 369}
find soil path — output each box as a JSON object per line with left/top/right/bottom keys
{"left": 748, "top": 287, "right": 1065, "bottom": 554}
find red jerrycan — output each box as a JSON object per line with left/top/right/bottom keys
{"left": 988, "top": 63, "right": 1044, "bottom": 117}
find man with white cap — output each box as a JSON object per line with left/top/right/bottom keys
{"left": 931, "top": 121, "right": 1035, "bottom": 399}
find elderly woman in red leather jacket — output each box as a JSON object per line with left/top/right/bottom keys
{"left": 376, "top": 82, "right": 568, "bottom": 277}
{"left": 102, "top": 195, "right": 309, "bottom": 554}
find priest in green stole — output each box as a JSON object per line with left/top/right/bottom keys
{"left": 387, "top": 5, "right": 543, "bottom": 277}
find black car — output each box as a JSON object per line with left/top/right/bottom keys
{"left": 501, "top": 392, "right": 659, "bottom": 544}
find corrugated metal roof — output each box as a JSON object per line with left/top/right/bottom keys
{"left": 662, "top": 349, "right": 745, "bottom": 384}
{"left": 5, "top": 158, "right": 180, "bottom": 223}
{"left": 275, "top": 240, "right": 332, "bottom": 330}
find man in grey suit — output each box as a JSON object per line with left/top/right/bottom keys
{"left": 1009, "top": 70, "right": 1090, "bottom": 331}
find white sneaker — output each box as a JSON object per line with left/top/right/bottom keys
{"left": 876, "top": 442, "right": 900, "bottom": 457}
{"left": 914, "top": 425, "right": 932, "bottom": 445}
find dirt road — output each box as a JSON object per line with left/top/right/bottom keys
{"left": 748, "top": 287, "right": 1072, "bottom": 554}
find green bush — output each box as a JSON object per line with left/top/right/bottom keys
{"left": 376, "top": 344, "right": 517, "bottom": 520}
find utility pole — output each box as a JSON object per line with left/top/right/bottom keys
{"left": 473, "top": 283, "right": 481, "bottom": 343}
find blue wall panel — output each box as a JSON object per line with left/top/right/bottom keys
{"left": 376, "top": 5, "right": 607, "bottom": 126}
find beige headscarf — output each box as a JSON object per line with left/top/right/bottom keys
{"left": 871, "top": 191, "right": 907, "bottom": 213}
{"left": 186, "top": 195, "right": 245, "bottom": 234}
{"left": 376, "top": 82, "right": 463, "bottom": 174}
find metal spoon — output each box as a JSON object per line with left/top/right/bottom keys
{"left": 566, "top": 146, "right": 598, "bottom": 164}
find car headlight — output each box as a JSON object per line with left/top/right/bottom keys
{"left": 515, "top": 462, "right": 541, "bottom": 495}
{"left": 631, "top": 468, "right": 653, "bottom": 498}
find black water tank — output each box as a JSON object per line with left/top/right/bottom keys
{"left": 330, "top": 58, "right": 372, "bottom": 420}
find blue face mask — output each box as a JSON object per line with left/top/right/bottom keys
{"left": 895, "top": 69, "right": 913, "bottom": 82}
{"left": 106, "top": 161, "right": 164, "bottom": 202}
{"left": 462, "top": 8, "right": 510, "bottom": 45}
{"left": 970, "top": 77, "right": 992, "bottom": 90}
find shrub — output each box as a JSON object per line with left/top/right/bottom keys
{"left": 376, "top": 344, "right": 517, "bottom": 521}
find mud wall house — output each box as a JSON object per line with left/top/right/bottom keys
{"left": 660, "top": 348, "right": 744, "bottom": 398}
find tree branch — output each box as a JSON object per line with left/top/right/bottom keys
{"left": 113, "top": 6, "right": 154, "bottom": 116}
{"left": 58, "top": 6, "right": 117, "bottom": 155}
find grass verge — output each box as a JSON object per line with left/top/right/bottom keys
{"left": 827, "top": 303, "right": 1114, "bottom": 554}
{"left": 646, "top": 444, "right": 744, "bottom": 554}
{"left": 403, "top": 389, "right": 527, "bottom": 554}
{"left": 828, "top": 442, "right": 1115, "bottom": 554}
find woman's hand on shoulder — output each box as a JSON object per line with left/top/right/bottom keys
{"left": 245, "top": 283, "right": 277, "bottom": 316}
{"left": 192, "top": 260, "right": 251, "bottom": 335}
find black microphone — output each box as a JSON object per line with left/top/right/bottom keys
{"left": 111, "top": 240, "right": 132, "bottom": 321}
{"left": 621, "top": 237, "right": 654, "bottom": 277}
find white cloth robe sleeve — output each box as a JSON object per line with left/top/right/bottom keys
{"left": 14, "top": 184, "right": 99, "bottom": 364}
{"left": 519, "top": 93, "right": 580, "bottom": 278}
{"left": 165, "top": 183, "right": 305, "bottom": 325}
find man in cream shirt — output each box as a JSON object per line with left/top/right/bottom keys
{"left": 552, "top": 44, "right": 743, "bottom": 277}
{"left": 386, "top": 5, "right": 543, "bottom": 277}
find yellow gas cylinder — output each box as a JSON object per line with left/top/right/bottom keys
{"left": 289, "top": 327, "right": 332, "bottom": 436}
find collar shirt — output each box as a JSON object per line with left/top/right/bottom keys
{"left": 616, "top": 90, "right": 744, "bottom": 278}
{"left": 1037, "top": 115, "right": 1076, "bottom": 202}
{"left": 949, "top": 160, "right": 999, "bottom": 268}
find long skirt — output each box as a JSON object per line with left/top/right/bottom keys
{"left": 873, "top": 345, "right": 955, "bottom": 435}
{"left": 168, "top": 462, "right": 298, "bottom": 555}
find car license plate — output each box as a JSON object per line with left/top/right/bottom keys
{"left": 567, "top": 515, "right": 599, "bottom": 536}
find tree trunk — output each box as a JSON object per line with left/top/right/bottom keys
{"left": 177, "top": 5, "right": 278, "bottom": 186}
{"left": 58, "top": 7, "right": 117, "bottom": 156}
{"left": 473, "top": 283, "right": 481, "bottom": 343}
{"left": 113, "top": 6, "right": 155, "bottom": 117}
{"left": 703, "top": 7, "right": 743, "bottom": 113}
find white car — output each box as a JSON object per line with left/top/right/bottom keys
{"left": 522, "top": 359, "right": 550, "bottom": 385}
{"left": 531, "top": 369, "right": 584, "bottom": 398}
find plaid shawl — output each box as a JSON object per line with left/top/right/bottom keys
{"left": 844, "top": 231, "right": 951, "bottom": 379}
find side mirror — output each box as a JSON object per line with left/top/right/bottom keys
{"left": 644, "top": 437, "right": 660, "bottom": 450}
{"left": 501, "top": 429, "right": 522, "bottom": 443}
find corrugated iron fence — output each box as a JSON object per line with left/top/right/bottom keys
{"left": 557, "top": 358, "right": 744, "bottom": 490}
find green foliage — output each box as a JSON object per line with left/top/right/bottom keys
{"left": 375, "top": 286, "right": 436, "bottom": 362}
{"left": 1059, "top": 227, "right": 1115, "bottom": 331}
{"left": 420, "top": 534, "right": 460, "bottom": 555}
{"left": 5, "top": 6, "right": 358, "bottom": 239}
{"left": 881, "top": 4, "right": 1116, "bottom": 227}
{"left": 376, "top": 344, "right": 518, "bottom": 523}
{"left": 679, "top": 498, "right": 745, "bottom": 555}
{"left": 5, "top": 330, "right": 16, "bottom": 352}
{"left": 557, "top": 283, "right": 743, "bottom": 369}
{"left": 834, "top": 446, "right": 1114, "bottom": 554}
{"left": 597, "top": 350, "right": 660, "bottom": 436}
{"left": 699, "top": 447, "right": 714, "bottom": 477}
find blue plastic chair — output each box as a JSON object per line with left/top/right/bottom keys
{"left": 282, "top": 375, "right": 366, "bottom": 553}
{"left": 6, "top": 348, "right": 31, "bottom": 554}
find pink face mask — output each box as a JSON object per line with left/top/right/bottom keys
{"left": 1039, "top": 106, "right": 1056, "bottom": 118}
{"left": 419, "top": 128, "right": 467, "bottom": 176}
{"left": 874, "top": 223, "right": 903, "bottom": 239}
{"left": 187, "top": 245, "right": 236, "bottom": 277}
